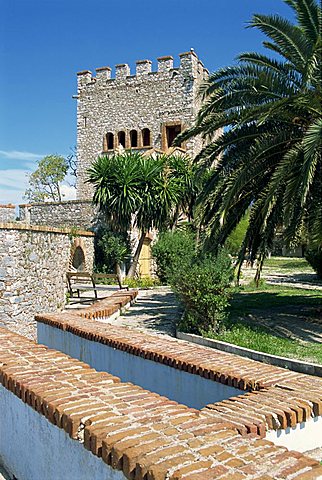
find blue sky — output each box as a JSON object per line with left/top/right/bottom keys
{"left": 0, "top": 0, "right": 294, "bottom": 204}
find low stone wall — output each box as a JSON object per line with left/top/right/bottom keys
{"left": 36, "top": 302, "right": 322, "bottom": 453}
{"left": 0, "top": 204, "right": 15, "bottom": 223}
{"left": 1, "top": 327, "right": 322, "bottom": 479}
{"left": 19, "top": 199, "right": 97, "bottom": 230}
{"left": 0, "top": 223, "right": 94, "bottom": 339}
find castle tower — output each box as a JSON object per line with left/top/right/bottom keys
{"left": 76, "top": 51, "right": 208, "bottom": 199}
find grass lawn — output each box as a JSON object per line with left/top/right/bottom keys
{"left": 262, "top": 256, "right": 313, "bottom": 273}
{"left": 207, "top": 257, "right": 322, "bottom": 365}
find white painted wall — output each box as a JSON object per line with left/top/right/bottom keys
{"left": 38, "top": 323, "right": 242, "bottom": 410}
{"left": 266, "top": 415, "right": 322, "bottom": 452}
{"left": 0, "top": 385, "right": 126, "bottom": 480}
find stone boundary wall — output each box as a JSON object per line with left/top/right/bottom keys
{"left": 1, "top": 327, "right": 322, "bottom": 479}
{"left": 0, "top": 223, "right": 94, "bottom": 339}
{"left": 0, "top": 204, "right": 15, "bottom": 223}
{"left": 36, "top": 301, "right": 322, "bottom": 448}
{"left": 19, "top": 199, "right": 97, "bottom": 230}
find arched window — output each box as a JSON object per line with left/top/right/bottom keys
{"left": 118, "top": 131, "right": 126, "bottom": 148}
{"left": 142, "top": 128, "right": 151, "bottom": 147}
{"left": 130, "top": 130, "right": 138, "bottom": 148}
{"left": 72, "top": 246, "right": 86, "bottom": 271}
{"left": 105, "top": 132, "right": 114, "bottom": 150}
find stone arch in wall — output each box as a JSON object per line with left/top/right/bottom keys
{"left": 142, "top": 128, "right": 151, "bottom": 147}
{"left": 69, "top": 238, "right": 87, "bottom": 272}
{"left": 103, "top": 132, "right": 114, "bottom": 151}
{"left": 130, "top": 130, "right": 138, "bottom": 148}
{"left": 118, "top": 131, "right": 126, "bottom": 148}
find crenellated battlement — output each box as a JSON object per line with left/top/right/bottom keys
{"left": 77, "top": 51, "right": 208, "bottom": 88}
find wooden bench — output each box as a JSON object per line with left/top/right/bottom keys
{"left": 66, "top": 272, "right": 129, "bottom": 300}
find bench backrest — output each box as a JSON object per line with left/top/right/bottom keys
{"left": 66, "top": 271, "right": 124, "bottom": 291}
{"left": 66, "top": 272, "right": 96, "bottom": 292}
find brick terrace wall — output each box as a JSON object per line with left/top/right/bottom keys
{"left": 0, "top": 204, "right": 15, "bottom": 222}
{"left": 0, "top": 223, "right": 94, "bottom": 339}
{"left": 76, "top": 52, "right": 208, "bottom": 199}
{"left": 36, "top": 299, "right": 322, "bottom": 453}
{"left": 19, "top": 200, "right": 97, "bottom": 230}
{"left": 37, "top": 290, "right": 243, "bottom": 411}
{"left": 1, "top": 327, "right": 322, "bottom": 480}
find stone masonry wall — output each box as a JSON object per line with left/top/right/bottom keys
{"left": 76, "top": 51, "right": 208, "bottom": 199}
{"left": 0, "top": 204, "right": 16, "bottom": 222}
{"left": 0, "top": 223, "right": 94, "bottom": 339}
{"left": 19, "top": 200, "right": 97, "bottom": 230}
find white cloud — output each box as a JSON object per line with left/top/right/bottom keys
{"left": 60, "top": 184, "right": 77, "bottom": 201}
{"left": 0, "top": 150, "right": 45, "bottom": 161}
{"left": 0, "top": 169, "right": 76, "bottom": 205}
{"left": 0, "top": 169, "right": 28, "bottom": 204}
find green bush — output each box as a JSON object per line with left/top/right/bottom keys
{"left": 94, "top": 227, "right": 131, "bottom": 274}
{"left": 305, "top": 248, "right": 322, "bottom": 278}
{"left": 169, "top": 249, "right": 234, "bottom": 335}
{"left": 126, "top": 277, "right": 161, "bottom": 289}
{"left": 152, "top": 230, "right": 196, "bottom": 283}
{"left": 224, "top": 213, "right": 249, "bottom": 256}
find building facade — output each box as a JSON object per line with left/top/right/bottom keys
{"left": 76, "top": 51, "right": 208, "bottom": 199}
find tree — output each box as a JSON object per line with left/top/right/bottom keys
{"left": 96, "top": 227, "right": 131, "bottom": 277}
{"left": 25, "top": 155, "right": 69, "bottom": 202}
{"left": 87, "top": 152, "right": 188, "bottom": 277}
{"left": 177, "top": 0, "right": 322, "bottom": 282}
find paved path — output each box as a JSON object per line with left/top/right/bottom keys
{"left": 107, "top": 287, "right": 181, "bottom": 337}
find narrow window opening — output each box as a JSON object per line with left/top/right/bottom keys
{"left": 142, "top": 128, "right": 151, "bottom": 147}
{"left": 106, "top": 132, "right": 114, "bottom": 150}
{"left": 166, "top": 125, "right": 181, "bottom": 148}
{"left": 118, "top": 131, "right": 126, "bottom": 148}
{"left": 130, "top": 130, "right": 138, "bottom": 148}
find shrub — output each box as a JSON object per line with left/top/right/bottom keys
{"left": 169, "top": 249, "right": 234, "bottom": 335}
{"left": 125, "top": 277, "right": 161, "bottom": 289}
{"left": 152, "top": 230, "right": 196, "bottom": 283}
{"left": 305, "top": 248, "right": 322, "bottom": 278}
{"left": 224, "top": 213, "right": 249, "bottom": 256}
{"left": 94, "top": 227, "right": 131, "bottom": 274}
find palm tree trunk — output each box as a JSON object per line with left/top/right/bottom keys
{"left": 116, "top": 263, "right": 122, "bottom": 278}
{"left": 254, "top": 253, "right": 265, "bottom": 287}
{"left": 171, "top": 207, "right": 180, "bottom": 231}
{"left": 127, "top": 231, "right": 146, "bottom": 278}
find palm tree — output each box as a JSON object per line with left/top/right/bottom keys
{"left": 177, "top": 0, "right": 322, "bottom": 282}
{"left": 87, "top": 152, "right": 185, "bottom": 277}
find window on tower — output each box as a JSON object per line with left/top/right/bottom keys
{"left": 118, "top": 131, "right": 126, "bottom": 148}
{"left": 104, "top": 132, "right": 114, "bottom": 151}
{"left": 130, "top": 130, "right": 138, "bottom": 148}
{"left": 142, "top": 128, "right": 151, "bottom": 147}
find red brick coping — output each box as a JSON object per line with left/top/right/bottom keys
{"left": 1, "top": 327, "right": 321, "bottom": 480}
{"left": 36, "top": 295, "right": 322, "bottom": 438}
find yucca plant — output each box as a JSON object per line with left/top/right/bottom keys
{"left": 87, "top": 152, "right": 195, "bottom": 277}
{"left": 177, "top": 0, "right": 322, "bottom": 282}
